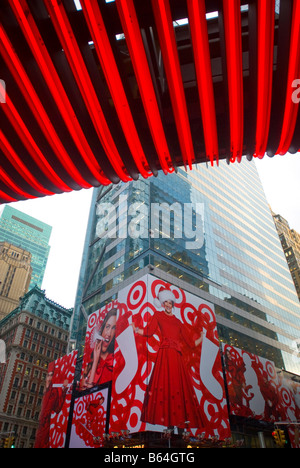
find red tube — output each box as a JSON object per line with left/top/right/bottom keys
{"left": 0, "top": 25, "right": 92, "bottom": 190}
{"left": 2, "top": 91, "right": 72, "bottom": 192}
{"left": 81, "top": 0, "right": 152, "bottom": 179}
{"left": 0, "top": 128, "right": 54, "bottom": 196}
{"left": 223, "top": 0, "right": 244, "bottom": 162}
{"left": 8, "top": 0, "right": 111, "bottom": 186}
{"left": 45, "top": 0, "right": 131, "bottom": 182}
{"left": 116, "top": 0, "right": 173, "bottom": 174}
{"left": 152, "top": 0, "right": 195, "bottom": 170}
{"left": 254, "top": 0, "right": 275, "bottom": 158}
{"left": 187, "top": 0, "right": 219, "bottom": 166}
{"left": 276, "top": 0, "right": 300, "bottom": 155}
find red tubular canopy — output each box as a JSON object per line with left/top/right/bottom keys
{"left": 0, "top": 0, "right": 298, "bottom": 203}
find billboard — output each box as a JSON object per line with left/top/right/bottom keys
{"left": 79, "top": 302, "right": 117, "bottom": 391}
{"left": 280, "top": 371, "right": 300, "bottom": 448}
{"left": 222, "top": 344, "right": 300, "bottom": 423}
{"left": 35, "top": 276, "right": 300, "bottom": 448}
{"left": 69, "top": 302, "right": 116, "bottom": 448}
{"left": 73, "top": 274, "right": 230, "bottom": 447}
{"left": 35, "top": 350, "right": 77, "bottom": 448}
{"left": 69, "top": 387, "right": 110, "bottom": 448}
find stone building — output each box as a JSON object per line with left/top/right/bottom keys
{"left": 0, "top": 242, "right": 32, "bottom": 321}
{"left": 273, "top": 212, "right": 300, "bottom": 301}
{"left": 0, "top": 287, "right": 72, "bottom": 448}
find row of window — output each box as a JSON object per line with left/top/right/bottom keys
{"left": 0, "top": 246, "right": 30, "bottom": 261}
{"left": 12, "top": 376, "right": 44, "bottom": 397}
{"left": 26, "top": 316, "right": 68, "bottom": 340}
{"left": 6, "top": 400, "right": 41, "bottom": 422}
{"left": 26, "top": 314, "right": 68, "bottom": 341}
{"left": 22, "top": 339, "right": 66, "bottom": 358}
{"left": 1, "top": 421, "right": 36, "bottom": 447}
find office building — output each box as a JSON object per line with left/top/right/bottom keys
{"left": 66, "top": 160, "right": 300, "bottom": 448}
{"left": 0, "top": 241, "right": 32, "bottom": 321}
{"left": 0, "top": 286, "right": 72, "bottom": 448}
{"left": 0, "top": 206, "right": 52, "bottom": 289}
{"left": 73, "top": 159, "right": 300, "bottom": 376}
{"left": 272, "top": 212, "right": 300, "bottom": 301}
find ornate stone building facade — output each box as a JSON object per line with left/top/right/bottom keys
{"left": 273, "top": 212, "right": 300, "bottom": 301}
{"left": 0, "top": 287, "right": 72, "bottom": 448}
{"left": 0, "top": 241, "right": 32, "bottom": 321}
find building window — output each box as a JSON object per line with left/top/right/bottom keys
{"left": 13, "top": 377, "right": 19, "bottom": 388}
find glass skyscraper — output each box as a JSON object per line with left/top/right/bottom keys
{"left": 0, "top": 205, "right": 52, "bottom": 289}
{"left": 73, "top": 160, "right": 300, "bottom": 376}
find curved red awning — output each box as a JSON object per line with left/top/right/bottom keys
{"left": 0, "top": 0, "right": 299, "bottom": 203}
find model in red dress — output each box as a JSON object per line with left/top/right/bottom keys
{"left": 80, "top": 309, "right": 116, "bottom": 390}
{"left": 34, "top": 363, "right": 68, "bottom": 448}
{"left": 133, "top": 289, "right": 204, "bottom": 429}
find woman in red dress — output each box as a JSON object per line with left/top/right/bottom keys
{"left": 34, "top": 363, "right": 69, "bottom": 448}
{"left": 81, "top": 308, "right": 117, "bottom": 390}
{"left": 133, "top": 288, "right": 204, "bottom": 430}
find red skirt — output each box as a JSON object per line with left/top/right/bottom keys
{"left": 141, "top": 346, "right": 204, "bottom": 429}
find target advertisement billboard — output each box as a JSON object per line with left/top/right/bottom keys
{"left": 222, "top": 344, "right": 300, "bottom": 448}
{"left": 35, "top": 274, "right": 300, "bottom": 448}
{"left": 34, "top": 350, "right": 78, "bottom": 448}
{"left": 68, "top": 274, "right": 230, "bottom": 447}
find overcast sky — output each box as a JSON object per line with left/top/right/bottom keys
{"left": 5, "top": 152, "right": 300, "bottom": 309}
{"left": 255, "top": 153, "right": 300, "bottom": 232}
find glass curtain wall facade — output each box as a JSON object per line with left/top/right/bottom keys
{"left": 0, "top": 206, "right": 52, "bottom": 289}
{"left": 73, "top": 160, "right": 300, "bottom": 375}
